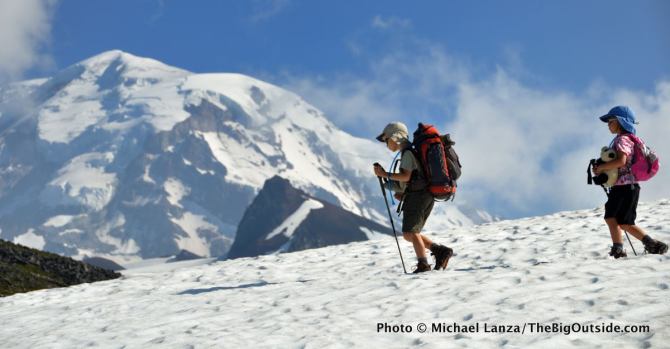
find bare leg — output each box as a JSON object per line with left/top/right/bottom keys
{"left": 605, "top": 218, "right": 622, "bottom": 244}
{"left": 403, "top": 232, "right": 428, "bottom": 259}
{"left": 420, "top": 234, "right": 433, "bottom": 250}
{"left": 620, "top": 225, "right": 646, "bottom": 240}
{"left": 402, "top": 233, "right": 433, "bottom": 252}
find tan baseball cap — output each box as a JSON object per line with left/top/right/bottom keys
{"left": 376, "top": 122, "right": 409, "bottom": 142}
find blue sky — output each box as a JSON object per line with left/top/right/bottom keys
{"left": 3, "top": 0, "right": 670, "bottom": 218}
{"left": 44, "top": 0, "right": 669, "bottom": 92}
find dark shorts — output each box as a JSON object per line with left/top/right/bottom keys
{"left": 604, "top": 184, "right": 640, "bottom": 225}
{"left": 402, "top": 190, "right": 434, "bottom": 233}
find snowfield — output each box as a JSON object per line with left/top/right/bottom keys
{"left": 1, "top": 199, "right": 669, "bottom": 348}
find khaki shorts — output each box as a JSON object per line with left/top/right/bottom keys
{"left": 401, "top": 190, "right": 434, "bottom": 233}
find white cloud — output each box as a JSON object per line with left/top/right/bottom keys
{"left": 283, "top": 46, "right": 670, "bottom": 218}
{"left": 250, "top": 0, "right": 291, "bottom": 22}
{"left": 0, "top": 0, "right": 56, "bottom": 81}
{"left": 284, "top": 47, "right": 469, "bottom": 135}
{"left": 285, "top": 75, "right": 402, "bottom": 135}
{"left": 148, "top": 0, "right": 166, "bottom": 23}
{"left": 371, "top": 15, "right": 411, "bottom": 30}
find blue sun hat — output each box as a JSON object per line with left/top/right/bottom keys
{"left": 599, "top": 105, "right": 638, "bottom": 134}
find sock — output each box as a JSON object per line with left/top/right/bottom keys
{"left": 613, "top": 243, "right": 623, "bottom": 249}
{"left": 642, "top": 235, "right": 654, "bottom": 244}
{"left": 418, "top": 257, "right": 428, "bottom": 265}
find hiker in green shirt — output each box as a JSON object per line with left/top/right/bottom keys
{"left": 374, "top": 122, "right": 453, "bottom": 273}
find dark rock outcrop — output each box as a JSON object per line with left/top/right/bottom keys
{"left": 0, "top": 239, "right": 121, "bottom": 297}
{"left": 167, "top": 249, "right": 203, "bottom": 263}
{"left": 83, "top": 256, "right": 126, "bottom": 271}
{"left": 226, "top": 176, "right": 391, "bottom": 259}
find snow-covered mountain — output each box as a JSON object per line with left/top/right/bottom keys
{"left": 227, "top": 175, "right": 391, "bottom": 259}
{"left": 0, "top": 50, "right": 493, "bottom": 263}
{"left": 1, "top": 200, "right": 668, "bottom": 348}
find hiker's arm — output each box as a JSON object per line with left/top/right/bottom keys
{"left": 392, "top": 168, "right": 412, "bottom": 182}
{"left": 373, "top": 165, "right": 412, "bottom": 182}
{"left": 372, "top": 165, "right": 405, "bottom": 193}
{"left": 594, "top": 152, "right": 627, "bottom": 174}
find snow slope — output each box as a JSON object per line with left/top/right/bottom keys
{"left": 2, "top": 199, "right": 668, "bottom": 348}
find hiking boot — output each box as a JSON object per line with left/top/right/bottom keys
{"left": 643, "top": 239, "right": 668, "bottom": 255}
{"left": 430, "top": 244, "right": 453, "bottom": 270}
{"left": 412, "top": 261, "right": 432, "bottom": 273}
{"left": 609, "top": 245, "right": 627, "bottom": 259}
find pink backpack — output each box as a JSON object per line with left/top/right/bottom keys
{"left": 626, "top": 134, "right": 660, "bottom": 181}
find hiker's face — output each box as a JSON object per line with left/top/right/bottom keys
{"left": 607, "top": 118, "right": 621, "bottom": 134}
{"left": 385, "top": 138, "right": 399, "bottom": 151}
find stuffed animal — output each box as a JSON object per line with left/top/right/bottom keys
{"left": 592, "top": 147, "right": 618, "bottom": 188}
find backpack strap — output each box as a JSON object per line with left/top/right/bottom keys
{"left": 386, "top": 151, "right": 402, "bottom": 204}
{"left": 610, "top": 133, "right": 639, "bottom": 163}
{"left": 621, "top": 133, "right": 645, "bottom": 167}
{"left": 401, "top": 147, "right": 427, "bottom": 192}
{"left": 616, "top": 133, "right": 643, "bottom": 147}
{"left": 392, "top": 154, "right": 401, "bottom": 173}
{"left": 624, "top": 133, "right": 641, "bottom": 144}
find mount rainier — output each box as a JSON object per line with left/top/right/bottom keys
{"left": 0, "top": 50, "right": 494, "bottom": 263}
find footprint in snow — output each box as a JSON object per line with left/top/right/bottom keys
{"left": 387, "top": 281, "right": 400, "bottom": 289}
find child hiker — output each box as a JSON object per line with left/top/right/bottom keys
{"left": 373, "top": 122, "right": 453, "bottom": 273}
{"left": 593, "top": 106, "right": 668, "bottom": 258}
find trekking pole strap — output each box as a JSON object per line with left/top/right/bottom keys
{"left": 395, "top": 193, "right": 405, "bottom": 216}
{"left": 601, "top": 185, "right": 610, "bottom": 197}
{"left": 387, "top": 151, "right": 401, "bottom": 205}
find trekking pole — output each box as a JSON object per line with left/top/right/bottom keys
{"left": 376, "top": 173, "right": 407, "bottom": 274}
{"left": 624, "top": 231, "right": 638, "bottom": 256}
